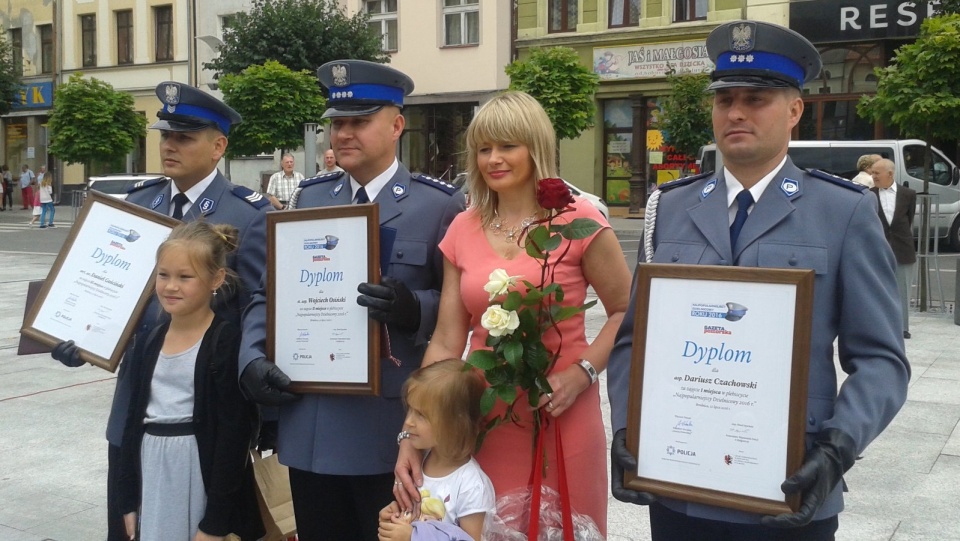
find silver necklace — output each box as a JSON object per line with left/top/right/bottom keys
{"left": 489, "top": 212, "right": 536, "bottom": 242}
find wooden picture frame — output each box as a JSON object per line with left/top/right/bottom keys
{"left": 20, "top": 191, "right": 180, "bottom": 372}
{"left": 624, "top": 263, "right": 814, "bottom": 516}
{"left": 267, "top": 205, "right": 381, "bottom": 395}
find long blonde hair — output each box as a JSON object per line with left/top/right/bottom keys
{"left": 465, "top": 91, "right": 558, "bottom": 226}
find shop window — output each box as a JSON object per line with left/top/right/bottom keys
{"left": 603, "top": 99, "right": 635, "bottom": 206}
{"left": 367, "top": 0, "right": 398, "bottom": 52}
{"left": 674, "top": 0, "right": 707, "bottom": 22}
{"left": 443, "top": 0, "right": 479, "bottom": 46}
{"left": 400, "top": 103, "right": 475, "bottom": 179}
{"left": 155, "top": 5, "right": 173, "bottom": 62}
{"left": 80, "top": 15, "right": 96, "bottom": 67}
{"left": 609, "top": 0, "right": 640, "bottom": 28}
{"left": 40, "top": 25, "right": 53, "bottom": 73}
{"left": 549, "top": 0, "right": 577, "bottom": 33}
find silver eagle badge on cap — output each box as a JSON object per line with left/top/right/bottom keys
{"left": 164, "top": 83, "right": 180, "bottom": 113}
{"left": 730, "top": 23, "right": 755, "bottom": 53}
{"left": 332, "top": 64, "right": 349, "bottom": 87}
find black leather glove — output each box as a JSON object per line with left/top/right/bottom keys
{"left": 611, "top": 428, "right": 657, "bottom": 506}
{"left": 240, "top": 358, "right": 300, "bottom": 406}
{"left": 52, "top": 340, "right": 84, "bottom": 368}
{"left": 761, "top": 428, "right": 857, "bottom": 528}
{"left": 357, "top": 276, "right": 421, "bottom": 333}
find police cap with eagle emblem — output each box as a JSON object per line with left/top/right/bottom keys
{"left": 317, "top": 59, "right": 415, "bottom": 119}
{"left": 151, "top": 81, "right": 242, "bottom": 135}
{"left": 706, "top": 20, "right": 821, "bottom": 91}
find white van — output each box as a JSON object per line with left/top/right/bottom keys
{"left": 698, "top": 140, "right": 960, "bottom": 250}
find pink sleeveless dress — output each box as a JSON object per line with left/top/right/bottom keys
{"left": 438, "top": 200, "right": 610, "bottom": 535}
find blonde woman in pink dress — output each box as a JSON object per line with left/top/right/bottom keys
{"left": 394, "top": 91, "right": 632, "bottom": 536}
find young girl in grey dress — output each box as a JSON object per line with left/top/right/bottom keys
{"left": 119, "top": 221, "right": 263, "bottom": 541}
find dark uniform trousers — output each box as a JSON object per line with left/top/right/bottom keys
{"left": 650, "top": 503, "right": 839, "bottom": 541}
{"left": 289, "top": 468, "right": 394, "bottom": 541}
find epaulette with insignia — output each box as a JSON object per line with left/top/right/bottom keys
{"left": 298, "top": 170, "right": 345, "bottom": 189}
{"left": 127, "top": 176, "right": 168, "bottom": 193}
{"left": 231, "top": 185, "right": 271, "bottom": 209}
{"left": 412, "top": 173, "right": 458, "bottom": 195}
{"left": 657, "top": 171, "right": 714, "bottom": 193}
{"left": 806, "top": 169, "right": 867, "bottom": 192}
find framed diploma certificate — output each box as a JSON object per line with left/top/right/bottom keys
{"left": 20, "top": 191, "right": 180, "bottom": 372}
{"left": 267, "top": 205, "right": 380, "bottom": 395}
{"left": 624, "top": 263, "right": 814, "bottom": 516}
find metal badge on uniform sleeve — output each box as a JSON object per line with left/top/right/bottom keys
{"left": 780, "top": 178, "right": 801, "bottom": 198}
{"left": 392, "top": 183, "right": 406, "bottom": 198}
{"left": 151, "top": 193, "right": 164, "bottom": 210}
{"left": 198, "top": 197, "right": 216, "bottom": 214}
{"left": 701, "top": 178, "right": 718, "bottom": 199}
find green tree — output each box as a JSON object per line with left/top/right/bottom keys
{"left": 660, "top": 70, "right": 713, "bottom": 174}
{"left": 219, "top": 60, "right": 327, "bottom": 158}
{"left": 858, "top": 14, "right": 960, "bottom": 194}
{"left": 506, "top": 47, "right": 601, "bottom": 142}
{"left": 205, "top": 0, "right": 386, "bottom": 78}
{"left": 0, "top": 35, "right": 21, "bottom": 115}
{"left": 47, "top": 74, "right": 146, "bottom": 172}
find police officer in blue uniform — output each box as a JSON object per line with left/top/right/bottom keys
{"left": 238, "top": 60, "right": 465, "bottom": 540}
{"left": 607, "top": 21, "right": 910, "bottom": 540}
{"left": 52, "top": 82, "right": 269, "bottom": 541}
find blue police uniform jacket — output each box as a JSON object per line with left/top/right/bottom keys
{"left": 239, "top": 164, "right": 465, "bottom": 475}
{"left": 104, "top": 171, "right": 270, "bottom": 446}
{"left": 607, "top": 158, "right": 910, "bottom": 523}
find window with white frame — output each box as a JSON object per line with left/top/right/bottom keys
{"left": 366, "top": 0, "right": 398, "bottom": 52}
{"left": 443, "top": 0, "right": 479, "bottom": 46}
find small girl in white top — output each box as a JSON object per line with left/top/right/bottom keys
{"left": 379, "top": 360, "right": 495, "bottom": 541}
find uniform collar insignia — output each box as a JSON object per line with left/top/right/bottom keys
{"left": 392, "top": 183, "right": 406, "bottom": 198}
{"left": 333, "top": 182, "right": 344, "bottom": 196}
{"left": 780, "top": 178, "right": 800, "bottom": 197}
{"left": 332, "top": 64, "right": 349, "bottom": 87}
{"left": 151, "top": 193, "right": 164, "bottom": 210}
{"left": 701, "top": 179, "right": 718, "bottom": 199}
{"left": 198, "top": 197, "right": 216, "bottom": 214}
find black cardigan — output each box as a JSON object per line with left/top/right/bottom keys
{"left": 118, "top": 316, "right": 264, "bottom": 539}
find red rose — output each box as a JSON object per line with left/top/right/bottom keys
{"left": 536, "top": 178, "right": 575, "bottom": 210}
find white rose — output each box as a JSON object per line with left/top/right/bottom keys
{"left": 483, "top": 268, "right": 522, "bottom": 301}
{"left": 481, "top": 305, "right": 520, "bottom": 337}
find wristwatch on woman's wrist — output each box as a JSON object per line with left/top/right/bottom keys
{"left": 577, "top": 359, "right": 599, "bottom": 384}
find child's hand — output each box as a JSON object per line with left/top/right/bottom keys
{"left": 380, "top": 501, "right": 403, "bottom": 524}
{"left": 193, "top": 529, "right": 224, "bottom": 541}
{"left": 123, "top": 512, "right": 137, "bottom": 540}
{"left": 378, "top": 516, "right": 413, "bottom": 541}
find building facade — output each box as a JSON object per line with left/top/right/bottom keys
{"left": 516, "top": 0, "right": 941, "bottom": 211}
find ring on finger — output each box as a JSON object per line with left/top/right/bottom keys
{"left": 394, "top": 480, "right": 402, "bottom": 486}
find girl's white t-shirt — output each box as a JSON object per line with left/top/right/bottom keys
{"left": 420, "top": 454, "right": 495, "bottom": 527}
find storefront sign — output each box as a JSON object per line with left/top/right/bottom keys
{"left": 594, "top": 41, "right": 713, "bottom": 81}
{"left": 790, "top": 0, "right": 940, "bottom": 43}
{"left": 13, "top": 82, "right": 53, "bottom": 110}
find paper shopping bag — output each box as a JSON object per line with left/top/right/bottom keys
{"left": 251, "top": 451, "right": 297, "bottom": 541}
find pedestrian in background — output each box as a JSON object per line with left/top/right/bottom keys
{"left": 321, "top": 148, "right": 344, "bottom": 173}
{"left": 238, "top": 59, "right": 465, "bottom": 541}
{"left": 38, "top": 175, "right": 55, "bottom": 228}
{"left": 2, "top": 165, "right": 12, "bottom": 210}
{"left": 852, "top": 154, "right": 881, "bottom": 188}
{"left": 20, "top": 164, "right": 35, "bottom": 210}
{"left": 265, "top": 153, "right": 304, "bottom": 210}
{"left": 50, "top": 81, "right": 269, "bottom": 541}
{"left": 870, "top": 157, "right": 917, "bottom": 339}
{"left": 608, "top": 20, "right": 909, "bottom": 540}
{"left": 118, "top": 221, "right": 262, "bottom": 541}
{"left": 28, "top": 189, "right": 41, "bottom": 226}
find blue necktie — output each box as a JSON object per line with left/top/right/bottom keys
{"left": 729, "top": 189, "right": 754, "bottom": 251}
{"left": 171, "top": 192, "right": 189, "bottom": 220}
{"left": 354, "top": 187, "right": 369, "bottom": 204}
